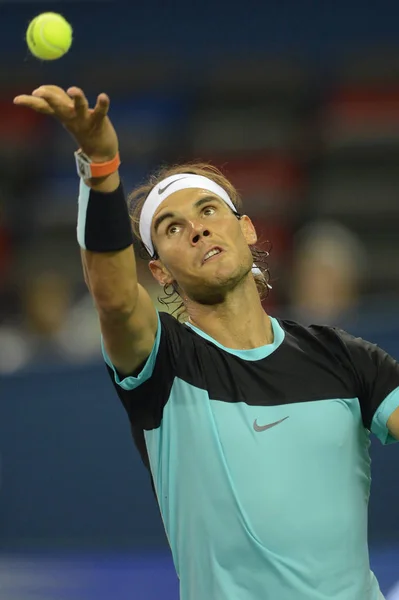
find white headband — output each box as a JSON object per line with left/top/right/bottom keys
{"left": 139, "top": 174, "right": 236, "bottom": 256}
{"left": 139, "top": 173, "right": 262, "bottom": 276}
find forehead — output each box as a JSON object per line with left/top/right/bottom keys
{"left": 152, "top": 188, "right": 224, "bottom": 220}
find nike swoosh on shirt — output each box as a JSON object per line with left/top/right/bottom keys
{"left": 158, "top": 176, "right": 189, "bottom": 195}
{"left": 253, "top": 416, "right": 289, "bottom": 432}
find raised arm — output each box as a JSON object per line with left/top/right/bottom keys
{"left": 14, "top": 85, "right": 157, "bottom": 375}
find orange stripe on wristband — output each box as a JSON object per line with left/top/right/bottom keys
{"left": 75, "top": 149, "right": 121, "bottom": 179}
{"left": 90, "top": 152, "right": 121, "bottom": 178}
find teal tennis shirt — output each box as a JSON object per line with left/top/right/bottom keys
{"left": 103, "top": 312, "right": 399, "bottom": 600}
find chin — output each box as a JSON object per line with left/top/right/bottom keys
{"left": 188, "top": 264, "right": 250, "bottom": 304}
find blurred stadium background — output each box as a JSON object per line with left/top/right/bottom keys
{"left": 1, "top": 0, "right": 399, "bottom": 598}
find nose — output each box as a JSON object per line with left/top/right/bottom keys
{"left": 189, "top": 220, "right": 211, "bottom": 246}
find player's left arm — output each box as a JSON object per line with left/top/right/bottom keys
{"left": 387, "top": 407, "right": 399, "bottom": 440}
{"left": 335, "top": 329, "right": 399, "bottom": 444}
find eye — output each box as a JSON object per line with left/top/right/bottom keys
{"left": 202, "top": 205, "right": 217, "bottom": 216}
{"left": 167, "top": 223, "right": 182, "bottom": 236}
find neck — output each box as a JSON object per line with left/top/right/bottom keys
{"left": 184, "top": 275, "right": 273, "bottom": 349}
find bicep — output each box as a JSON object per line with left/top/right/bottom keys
{"left": 100, "top": 284, "right": 158, "bottom": 375}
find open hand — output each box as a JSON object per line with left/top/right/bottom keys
{"left": 14, "top": 85, "right": 119, "bottom": 163}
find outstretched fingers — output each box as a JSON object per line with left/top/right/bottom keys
{"left": 13, "top": 94, "right": 55, "bottom": 115}
{"left": 91, "top": 93, "right": 110, "bottom": 122}
{"left": 67, "top": 87, "right": 89, "bottom": 118}
{"left": 31, "top": 86, "right": 74, "bottom": 118}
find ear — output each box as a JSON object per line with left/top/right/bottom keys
{"left": 148, "top": 259, "right": 174, "bottom": 287}
{"left": 239, "top": 215, "right": 258, "bottom": 246}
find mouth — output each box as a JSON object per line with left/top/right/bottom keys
{"left": 202, "top": 246, "right": 224, "bottom": 265}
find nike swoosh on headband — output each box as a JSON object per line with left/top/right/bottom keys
{"left": 158, "top": 176, "right": 189, "bottom": 195}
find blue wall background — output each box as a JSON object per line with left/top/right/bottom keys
{"left": 2, "top": 0, "right": 399, "bottom": 68}
{"left": 0, "top": 362, "right": 164, "bottom": 548}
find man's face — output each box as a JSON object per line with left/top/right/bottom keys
{"left": 149, "top": 188, "right": 257, "bottom": 303}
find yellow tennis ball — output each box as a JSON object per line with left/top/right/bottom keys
{"left": 26, "top": 13, "right": 72, "bottom": 60}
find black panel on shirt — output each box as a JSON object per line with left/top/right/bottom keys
{"left": 106, "top": 312, "right": 399, "bottom": 464}
{"left": 330, "top": 327, "right": 399, "bottom": 429}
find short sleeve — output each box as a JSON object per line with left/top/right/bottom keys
{"left": 102, "top": 312, "right": 162, "bottom": 390}
{"left": 335, "top": 329, "right": 399, "bottom": 444}
{"left": 103, "top": 311, "right": 185, "bottom": 429}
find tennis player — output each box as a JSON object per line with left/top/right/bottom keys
{"left": 14, "top": 85, "right": 399, "bottom": 600}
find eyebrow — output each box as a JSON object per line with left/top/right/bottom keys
{"left": 153, "top": 195, "right": 226, "bottom": 235}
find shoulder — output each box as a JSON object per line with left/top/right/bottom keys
{"left": 278, "top": 317, "right": 399, "bottom": 422}
{"left": 158, "top": 311, "right": 198, "bottom": 353}
{"left": 277, "top": 318, "right": 350, "bottom": 357}
{"left": 279, "top": 318, "right": 344, "bottom": 341}
{"left": 159, "top": 310, "right": 187, "bottom": 334}
{"left": 275, "top": 318, "right": 381, "bottom": 380}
